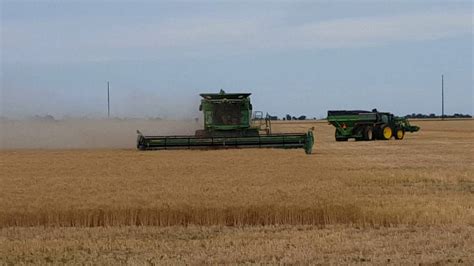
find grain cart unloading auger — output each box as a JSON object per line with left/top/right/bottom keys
{"left": 327, "top": 109, "right": 420, "bottom": 141}
{"left": 137, "top": 91, "right": 314, "bottom": 154}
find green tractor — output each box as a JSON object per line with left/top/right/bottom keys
{"left": 327, "top": 109, "right": 420, "bottom": 141}
{"left": 137, "top": 90, "right": 314, "bottom": 154}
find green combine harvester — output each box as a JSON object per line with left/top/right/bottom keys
{"left": 327, "top": 109, "right": 420, "bottom": 141}
{"left": 137, "top": 91, "right": 314, "bottom": 154}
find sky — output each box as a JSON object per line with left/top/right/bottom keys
{"left": 1, "top": 0, "right": 473, "bottom": 119}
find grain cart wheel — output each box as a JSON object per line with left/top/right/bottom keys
{"left": 354, "top": 126, "right": 365, "bottom": 141}
{"left": 395, "top": 128, "right": 405, "bottom": 140}
{"left": 373, "top": 126, "right": 382, "bottom": 140}
{"left": 363, "top": 126, "right": 374, "bottom": 141}
{"left": 381, "top": 125, "right": 393, "bottom": 140}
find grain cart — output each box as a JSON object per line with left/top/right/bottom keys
{"left": 327, "top": 109, "right": 420, "bottom": 141}
{"left": 137, "top": 91, "right": 314, "bottom": 154}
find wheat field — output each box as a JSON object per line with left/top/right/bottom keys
{"left": 1, "top": 119, "right": 473, "bottom": 263}
{"left": 1, "top": 225, "right": 472, "bottom": 264}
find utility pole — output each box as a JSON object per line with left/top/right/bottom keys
{"left": 107, "top": 81, "right": 110, "bottom": 118}
{"left": 441, "top": 75, "right": 444, "bottom": 120}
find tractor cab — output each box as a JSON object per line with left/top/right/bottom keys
{"left": 376, "top": 112, "right": 393, "bottom": 125}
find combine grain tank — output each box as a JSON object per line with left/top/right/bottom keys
{"left": 137, "top": 90, "right": 314, "bottom": 154}
{"left": 327, "top": 109, "right": 419, "bottom": 141}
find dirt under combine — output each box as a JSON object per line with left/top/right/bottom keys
{"left": 137, "top": 91, "right": 314, "bottom": 154}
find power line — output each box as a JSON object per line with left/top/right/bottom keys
{"left": 441, "top": 75, "right": 444, "bottom": 120}
{"left": 107, "top": 81, "right": 110, "bottom": 118}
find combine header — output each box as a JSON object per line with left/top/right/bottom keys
{"left": 327, "top": 109, "right": 420, "bottom": 141}
{"left": 137, "top": 91, "right": 314, "bottom": 154}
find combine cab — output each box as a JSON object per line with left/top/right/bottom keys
{"left": 327, "top": 109, "right": 420, "bottom": 141}
{"left": 137, "top": 91, "right": 314, "bottom": 154}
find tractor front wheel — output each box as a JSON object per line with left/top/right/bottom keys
{"left": 395, "top": 128, "right": 405, "bottom": 140}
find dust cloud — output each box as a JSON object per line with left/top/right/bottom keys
{"left": 0, "top": 118, "right": 201, "bottom": 149}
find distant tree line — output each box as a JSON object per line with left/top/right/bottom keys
{"left": 30, "top": 115, "right": 57, "bottom": 121}
{"left": 405, "top": 113, "right": 472, "bottom": 119}
{"left": 265, "top": 113, "right": 472, "bottom": 121}
{"left": 265, "top": 114, "right": 316, "bottom": 121}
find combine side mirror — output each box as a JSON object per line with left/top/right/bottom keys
{"left": 199, "top": 104, "right": 202, "bottom": 111}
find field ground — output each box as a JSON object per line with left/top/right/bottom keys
{"left": 1, "top": 225, "right": 472, "bottom": 264}
{"left": 1, "top": 119, "right": 473, "bottom": 264}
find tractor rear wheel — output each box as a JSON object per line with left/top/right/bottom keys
{"left": 395, "top": 128, "right": 405, "bottom": 140}
{"left": 363, "top": 126, "right": 374, "bottom": 141}
{"left": 380, "top": 125, "right": 393, "bottom": 140}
